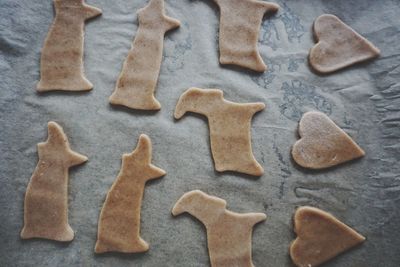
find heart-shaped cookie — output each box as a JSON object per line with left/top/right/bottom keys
{"left": 292, "top": 111, "right": 365, "bottom": 169}
{"left": 290, "top": 206, "right": 365, "bottom": 267}
{"left": 309, "top": 14, "right": 380, "bottom": 74}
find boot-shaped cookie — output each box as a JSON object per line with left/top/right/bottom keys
{"left": 175, "top": 87, "right": 264, "bottom": 176}
{"left": 21, "top": 122, "right": 88, "bottom": 241}
{"left": 109, "top": 0, "right": 180, "bottom": 110}
{"left": 292, "top": 111, "right": 365, "bottom": 169}
{"left": 290, "top": 206, "right": 365, "bottom": 267}
{"left": 212, "top": 0, "right": 279, "bottom": 72}
{"left": 309, "top": 14, "right": 380, "bottom": 74}
{"left": 95, "top": 134, "right": 166, "bottom": 253}
{"left": 172, "top": 190, "right": 266, "bottom": 267}
{"left": 37, "top": 0, "right": 102, "bottom": 92}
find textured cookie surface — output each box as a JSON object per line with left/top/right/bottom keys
{"left": 37, "top": 0, "right": 102, "bottom": 92}
{"left": 109, "top": 0, "right": 180, "bottom": 110}
{"left": 172, "top": 190, "right": 266, "bottom": 267}
{"left": 212, "top": 0, "right": 279, "bottom": 72}
{"left": 95, "top": 134, "right": 165, "bottom": 253}
{"left": 175, "top": 87, "right": 265, "bottom": 176}
{"left": 21, "top": 122, "right": 88, "bottom": 241}
{"left": 309, "top": 14, "right": 380, "bottom": 74}
{"left": 292, "top": 111, "right": 365, "bottom": 169}
{"left": 290, "top": 206, "right": 365, "bottom": 267}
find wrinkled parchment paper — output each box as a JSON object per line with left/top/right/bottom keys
{"left": 1, "top": 0, "right": 400, "bottom": 266}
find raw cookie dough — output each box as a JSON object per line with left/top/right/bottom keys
{"left": 95, "top": 134, "right": 166, "bottom": 253}
{"left": 172, "top": 190, "right": 266, "bottom": 267}
{"left": 211, "top": 0, "right": 279, "bottom": 72}
{"left": 37, "top": 0, "right": 102, "bottom": 92}
{"left": 292, "top": 111, "right": 365, "bottom": 169}
{"left": 290, "top": 206, "right": 365, "bottom": 267}
{"left": 174, "top": 87, "right": 265, "bottom": 176}
{"left": 309, "top": 14, "right": 380, "bottom": 74}
{"left": 21, "top": 122, "right": 88, "bottom": 241}
{"left": 109, "top": 0, "right": 180, "bottom": 110}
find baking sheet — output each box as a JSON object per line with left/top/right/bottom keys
{"left": 1, "top": 0, "right": 400, "bottom": 266}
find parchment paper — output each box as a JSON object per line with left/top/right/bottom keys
{"left": 1, "top": 0, "right": 400, "bottom": 266}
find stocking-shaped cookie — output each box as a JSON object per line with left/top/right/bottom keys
{"left": 109, "top": 0, "right": 180, "bottom": 110}
{"left": 95, "top": 134, "right": 166, "bottom": 253}
{"left": 211, "top": 0, "right": 279, "bottom": 72}
{"left": 309, "top": 14, "right": 380, "bottom": 74}
{"left": 292, "top": 111, "right": 365, "bottom": 169}
{"left": 37, "top": 0, "right": 102, "bottom": 92}
{"left": 21, "top": 122, "right": 88, "bottom": 241}
{"left": 174, "top": 87, "right": 265, "bottom": 176}
{"left": 172, "top": 190, "right": 266, "bottom": 267}
{"left": 290, "top": 206, "right": 365, "bottom": 267}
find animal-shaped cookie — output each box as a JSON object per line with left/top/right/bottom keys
{"left": 95, "top": 134, "right": 166, "bottom": 253}
{"left": 290, "top": 206, "right": 365, "bottom": 267}
{"left": 21, "top": 122, "right": 88, "bottom": 241}
{"left": 37, "top": 0, "right": 102, "bottom": 92}
{"left": 109, "top": 0, "right": 180, "bottom": 110}
{"left": 172, "top": 190, "right": 266, "bottom": 267}
{"left": 309, "top": 14, "right": 380, "bottom": 74}
{"left": 292, "top": 111, "right": 365, "bottom": 169}
{"left": 174, "top": 88, "right": 265, "bottom": 176}
{"left": 211, "top": 0, "right": 279, "bottom": 72}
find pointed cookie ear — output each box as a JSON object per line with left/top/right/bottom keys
{"left": 47, "top": 121, "right": 68, "bottom": 146}
{"left": 84, "top": 5, "right": 102, "bottom": 20}
{"left": 132, "top": 134, "right": 152, "bottom": 164}
{"left": 68, "top": 150, "right": 88, "bottom": 166}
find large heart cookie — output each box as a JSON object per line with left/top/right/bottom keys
{"left": 309, "top": 14, "right": 380, "bottom": 74}
{"left": 292, "top": 111, "right": 365, "bottom": 169}
{"left": 290, "top": 206, "right": 365, "bottom": 267}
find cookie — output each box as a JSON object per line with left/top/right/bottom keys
{"left": 174, "top": 87, "right": 265, "bottom": 176}
{"left": 309, "top": 14, "right": 380, "bottom": 74}
{"left": 109, "top": 0, "right": 180, "bottom": 110}
{"left": 212, "top": 0, "right": 279, "bottom": 72}
{"left": 290, "top": 206, "right": 365, "bottom": 267}
{"left": 37, "top": 0, "right": 102, "bottom": 92}
{"left": 172, "top": 190, "right": 266, "bottom": 267}
{"left": 95, "top": 134, "right": 166, "bottom": 253}
{"left": 21, "top": 122, "right": 88, "bottom": 241}
{"left": 292, "top": 111, "right": 365, "bottom": 169}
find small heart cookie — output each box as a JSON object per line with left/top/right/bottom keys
{"left": 292, "top": 111, "right": 365, "bottom": 169}
{"left": 290, "top": 206, "right": 365, "bottom": 267}
{"left": 309, "top": 14, "right": 380, "bottom": 74}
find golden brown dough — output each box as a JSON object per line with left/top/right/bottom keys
{"left": 21, "top": 122, "right": 88, "bottom": 241}
{"left": 172, "top": 190, "right": 266, "bottom": 267}
{"left": 109, "top": 0, "right": 180, "bottom": 110}
{"left": 292, "top": 111, "right": 365, "bottom": 169}
{"left": 37, "top": 0, "right": 102, "bottom": 92}
{"left": 95, "top": 134, "right": 166, "bottom": 253}
{"left": 174, "top": 87, "right": 265, "bottom": 176}
{"left": 309, "top": 14, "right": 380, "bottom": 74}
{"left": 213, "top": 0, "right": 279, "bottom": 72}
{"left": 290, "top": 206, "right": 365, "bottom": 267}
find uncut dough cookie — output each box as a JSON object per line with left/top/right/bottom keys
{"left": 172, "top": 190, "right": 266, "bottom": 267}
{"left": 95, "top": 134, "right": 165, "bottom": 253}
{"left": 292, "top": 111, "right": 365, "bottom": 169}
{"left": 37, "top": 0, "right": 102, "bottom": 92}
{"left": 175, "top": 87, "right": 265, "bottom": 176}
{"left": 290, "top": 206, "right": 365, "bottom": 267}
{"left": 309, "top": 14, "right": 380, "bottom": 74}
{"left": 212, "top": 0, "right": 279, "bottom": 72}
{"left": 21, "top": 122, "right": 88, "bottom": 241}
{"left": 109, "top": 0, "right": 180, "bottom": 110}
